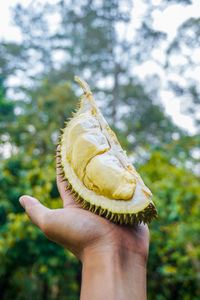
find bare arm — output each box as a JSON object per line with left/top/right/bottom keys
{"left": 81, "top": 247, "right": 147, "bottom": 300}
{"left": 19, "top": 147, "right": 149, "bottom": 300}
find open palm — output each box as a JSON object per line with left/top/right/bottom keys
{"left": 19, "top": 148, "right": 150, "bottom": 262}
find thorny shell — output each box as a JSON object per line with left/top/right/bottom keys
{"left": 57, "top": 76, "right": 157, "bottom": 225}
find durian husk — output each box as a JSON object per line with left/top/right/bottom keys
{"left": 57, "top": 76, "right": 158, "bottom": 225}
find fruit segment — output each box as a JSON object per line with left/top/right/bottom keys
{"left": 84, "top": 151, "right": 136, "bottom": 200}
{"left": 59, "top": 76, "right": 158, "bottom": 224}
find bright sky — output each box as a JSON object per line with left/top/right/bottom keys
{"left": 0, "top": 0, "right": 199, "bottom": 134}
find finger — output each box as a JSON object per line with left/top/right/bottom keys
{"left": 19, "top": 195, "right": 50, "bottom": 229}
{"left": 56, "top": 145, "right": 76, "bottom": 207}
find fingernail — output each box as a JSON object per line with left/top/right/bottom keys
{"left": 19, "top": 196, "right": 25, "bottom": 208}
{"left": 19, "top": 195, "right": 38, "bottom": 208}
{"left": 19, "top": 195, "right": 33, "bottom": 207}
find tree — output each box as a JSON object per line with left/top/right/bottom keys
{"left": 167, "top": 17, "right": 200, "bottom": 128}
{"left": 11, "top": 81, "right": 77, "bottom": 156}
{"left": 138, "top": 149, "right": 200, "bottom": 299}
{"left": 0, "top": 76, "right": 15, "bottom": 158}
{"left": 0, "top": 126, "right": 81, "bottom": 300}
{"left": 1, "top": 0, "right": 199, "bottom": 298}
{"left": 10, "top": 0, "right": 181, "bottom": 149}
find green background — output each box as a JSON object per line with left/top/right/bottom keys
{"left": 0, "top": 0, "right": 200, "bottom": 299}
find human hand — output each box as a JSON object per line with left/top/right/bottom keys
{"left": 19, "top": 147, "right": 149, "bottom": 261}
{"left": 19, "top": 146, "right": 150, "bottom": 299}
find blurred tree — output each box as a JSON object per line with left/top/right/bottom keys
{"left": 11, "top": 0, "right": 182, "bottom": 150}
{"left": 0, "top": 0, "right": 199, "bottom": 299}
{"left": 139, "top": 149, "right": 200, "bottom": 300}
{"left": 0, "top": 153, "right": 81, "bottom": 300}
{"left": 167, "top": 17, "right": 200, "bottom": 128}
{"left": 11, "top": 81, "right": 77, "bottom": 157}
{"left": 0, "top": 76, "right": 15, "bottom": 158}
{"left": 1, "top": 145, "right": 200, "bottom": 299}
{"left": 0, "top": 42, "right": 25, "bottom": 83}
{"left": 0, "top": 41, "right": 26, "bottom": 157}
{"left": 115, "top": 78, "right": 183, "bottom": 150}
{"left": 0, "top": 80, "right": 80, "bottom": 300}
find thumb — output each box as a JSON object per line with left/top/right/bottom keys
{"left": 19, "top": 195, "right": 50, "bottom": 230}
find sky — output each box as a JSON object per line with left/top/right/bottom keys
{"left": 0, "top": 0, "right": 199, "bottom": 134}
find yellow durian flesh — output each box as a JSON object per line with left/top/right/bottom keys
{"left": 59, "top": 76, "right": 157, "bottom": 224}
{"left": 84, "top": 152, "right": 136, "bottom": 200}
{"left": 65, "top": 111, "right": 135, "bottom": 200}
{"left": 71, "top": 129, "right": 109, "bottom": 182}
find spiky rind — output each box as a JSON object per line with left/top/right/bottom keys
{"left": 56, "top": 76, "right": 157, "bottom": 225}
{"left": 56, "top": 144, "right": 158, "bottom": 225}
{"left": 73, "top": 184, "right": 157, "bottom": 225}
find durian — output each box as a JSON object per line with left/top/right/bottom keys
{"left": 58, "top": 76, "right": 157, "bottom": 224}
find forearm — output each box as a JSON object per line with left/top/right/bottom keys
{"left": 80, "top": 247, "right": 147, "bottom": 300}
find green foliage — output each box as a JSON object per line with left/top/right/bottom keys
{"left": 11, "top": 81, "right": 77, "bottom": 156}
{"left": 116, "top": 79, "right": 183, "bottom": 151}
{"left": 167, "top": 17, "right": 200, "bottom": 128}
{"left": 0, "top": 78, "right": 81, "bottom": 300}
{"left": 0, "top": 0, "right": 199, "bottom": 299}
{"left": 0, "top": 154, "right": 81, "bottom": 300}
{"left": 138, "top": 150, "right": 200, "bottom": 299}
{"left": 0, "top": 79, "right": 15, "bottom": 147}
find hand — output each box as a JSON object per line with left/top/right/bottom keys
{"left": 19, "top": 147, "right": 149, "bottom": 261}
{"left": 19, "top": 146, "right": 150, "bottom": 299}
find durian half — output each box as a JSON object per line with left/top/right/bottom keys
{"left": 58, "top": 76, "right": 157, "bottom": 224}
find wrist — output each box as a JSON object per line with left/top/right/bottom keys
{"left": 82, "top": 243, "right": 147, "bottom": 268}
{"left": 81, "top": 246, "right": 147, "bottom": 300}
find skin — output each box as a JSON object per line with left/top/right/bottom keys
{"left": 19, "top": 146, "right": 150, "bottom": 300}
